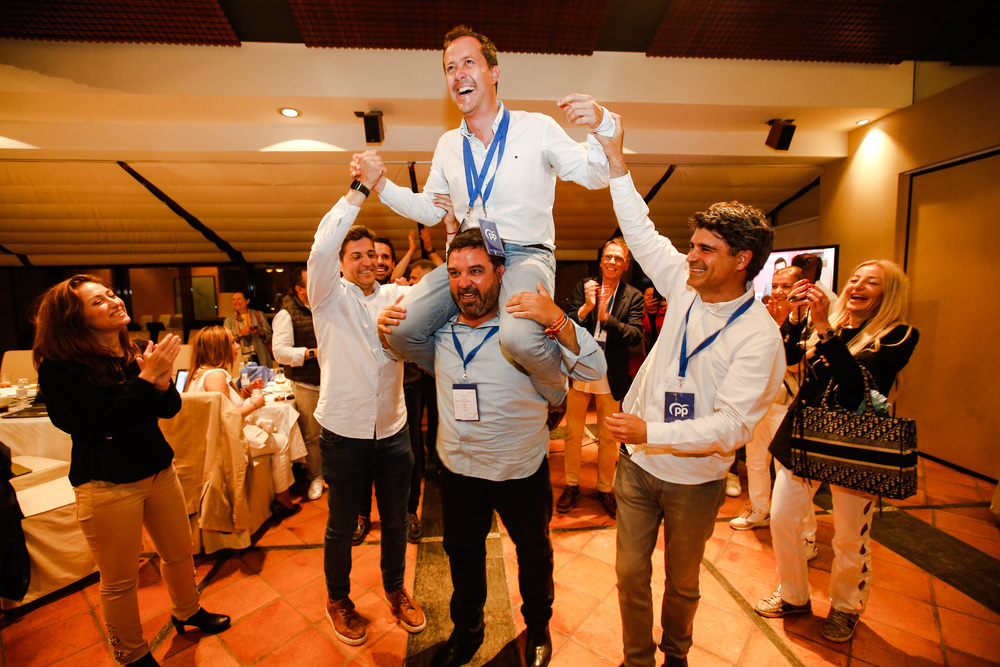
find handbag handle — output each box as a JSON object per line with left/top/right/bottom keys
{"left": 815, "top": 362, "right": 877, "bottom": 414}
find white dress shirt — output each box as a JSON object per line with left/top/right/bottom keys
{"left": 433, "top": 316, "right": 607, "bottom": 482}
{"left": 306, "top": 197, "right": 409, "bottom": 439}
{"left": 378, "top": 101, "right": 614, "bottom": 249}
{"left": 609, "top": 173, "right": 786, "bottom": 485}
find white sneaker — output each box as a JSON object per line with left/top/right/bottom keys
{"left": 725, "top": 473, "right": 742, "bottom": 498}
{"left": 307, "top": 478, "right": 325, "bottom": 501}
{"left": 730, "top": 505, "right": 770, "bottom": 530}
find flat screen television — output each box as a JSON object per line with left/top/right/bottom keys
{"left": 752, "top": 244, "right": 839, "bottom": 299}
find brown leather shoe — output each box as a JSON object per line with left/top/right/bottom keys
{"left": 556, "top": 485, "right": 580, "bottom": 513}
{"left": 326, "top": 597, "right": 367, "bottom": 645}
{"left": 596, "top": 490, "right": 617, "bottom": 519}
{"left": 386, "top": 588, "right": 426, "bottom": 633}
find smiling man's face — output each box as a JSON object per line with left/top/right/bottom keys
{"left": 443, "top": 35, "right": 499, "bottom": 119}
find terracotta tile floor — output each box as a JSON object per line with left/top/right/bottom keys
{"left": 3, "top": 426, "right": 999, "bottom": 666}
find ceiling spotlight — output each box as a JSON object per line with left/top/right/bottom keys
{"left": 856, "top": 119, "right": 870, "bottom": 126}
{"left": 765, "top": 119, "right": 796, "bottom": 151}
{"left": 354, "top": 110, "right": 385, "bottom": 144}
{"left": 279, "top": 108, "right": 301, "bottom": 118}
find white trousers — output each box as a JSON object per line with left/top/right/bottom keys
{"left": 770, "top": 462, "right": 876, "bottom": 614}
{"left": 246, "top": 428, "right": 294, "bottom": 494}
{"left": 743, "top": 402, "right": 788, "bottom": 513}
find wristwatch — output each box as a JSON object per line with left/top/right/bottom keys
{"left": 817, "top": 328, "right": 837, "bottom": 343}
{"left": 306, "top": 348, "right": 316, "bottom": 360}
{"left": 349, "top": 180, "right": 370, "bottom": 197}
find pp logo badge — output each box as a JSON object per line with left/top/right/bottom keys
{"left": 668, "top": 402, "right": 690, "bottom": 419}
{"left": 664, "top": 392, "right": 695, "bottom": 423}
{"left": 478, "top": 219, "right": 506, "bottom": 258}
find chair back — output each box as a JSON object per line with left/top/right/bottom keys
{"left": 160, "top": 392, "right": 253, "bottom": 533}
{"left": 174, "top": 344, "right": 193, "bottom": 374}
{"left": 1, "top": 350, "right": 36, "bottom": 384}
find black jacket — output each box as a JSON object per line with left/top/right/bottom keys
{"left": 566, "top": 278, "right": 645, "bottom": 401}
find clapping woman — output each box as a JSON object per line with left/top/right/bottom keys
{"left": 755, "top": 260, "right": 919, "bottom": 643}
{"left": 34, "top": 275, "right": 229, "bottom": 667}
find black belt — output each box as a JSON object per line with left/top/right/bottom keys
{"left": 522, "top": 243, "right": 550, "bottom": 252}
{"left": 619, "top": 443, "right": 630, "bottom": 457}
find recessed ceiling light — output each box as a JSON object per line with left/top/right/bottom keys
{"left": 856, "top": 119, "right": 870, "bottom": 126}
{"left": 279, "top": 108, "right": 301, "bottom": 118}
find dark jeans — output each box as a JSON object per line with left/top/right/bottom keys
{"left": 321, "top": 426, "right": 413, "bottom": 600}
{"left": 403, "top": 381, "right": 425, "bottom": 515}
{"left": 440, "top": 458, "right": 554, "bottom": 634}
{"left": 419, "top": 371, "right": 440, "bottom": 470}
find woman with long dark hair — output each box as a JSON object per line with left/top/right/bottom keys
{"left": 34, "top": 275, "right": 229, "bottom": 666}
{"left": 755, "top": 260, "right": 919, "bottom": 643}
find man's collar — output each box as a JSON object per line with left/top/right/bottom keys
{"left": 459, "top": 101, "right": 506, "bottom": 139}
{"left": 699, "top": 286, "right": 755, "bottom": 314}
{"left": 342, "top": 276, "right": 379, "bottom": 298}
{"left": 449, "top": 312, "right": 501, "bottom": 329}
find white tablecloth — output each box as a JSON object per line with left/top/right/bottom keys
{"left": 256, "top": 399, "right": 306, "bottom": 462}
{"left": 0, "top": 401, "right": 303, "bottom": 463}
{"left": 0, "top": 414, "right": 73, "bottom": 460}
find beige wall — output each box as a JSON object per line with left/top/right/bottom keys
{"left": 818, "top": 70, "right": 1000, "bottom": 284}
{"left": 816, "top": 69, "right": 1000, "bottom": 477}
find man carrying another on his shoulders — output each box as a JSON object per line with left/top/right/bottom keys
{"left": 379, "top": 228, "right": 606, "bottom": 667}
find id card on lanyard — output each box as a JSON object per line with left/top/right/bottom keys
{"left": 593, "top": 286, "right": 616, "bottom": 349}
{"left": 463, "top": 106, "right": 510, "bottom": 259}
{"left": 666, "top": 295, "right": 754, "bottom": 423}
{"left": 451, "top": 323, "right": 499, "bottom": 422}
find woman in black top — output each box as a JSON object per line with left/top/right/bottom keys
{"left": 754, "top": 260, "right": 918, "bottom": 644}
{"left": 34, "top": 275, "right": 229, "bottom": 666}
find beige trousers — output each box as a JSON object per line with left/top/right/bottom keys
{"left": 563, "top": 385, "right": 620, "bottom": 493}
{"left": 74, "top": 464, "right": 200, "bottom": 664}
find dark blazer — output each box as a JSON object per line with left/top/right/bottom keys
{"left": 566, "top": 278, "right": 645, "bottom": 401}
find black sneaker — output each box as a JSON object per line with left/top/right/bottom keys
{"left": 556, "top": 485, "right": 580, "bottom": 513}
{"left": 352, "top": 515, "right": 371, "bottom": 546}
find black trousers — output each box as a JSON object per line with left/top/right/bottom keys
{"left": 403, "top": 380, "right": 425, "bottom": 514}
{"left": 440, "top": 457, "right": 554, "bottom": 634}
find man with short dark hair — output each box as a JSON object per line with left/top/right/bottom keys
{"left": 596, "top": 115, "right": 785, "bottom": 667}
{"left": 374, "top": 236, "right": 397, "bottom": 285}
{"left": 354, "top": 25, "right": 615, "bottom": 409}
{"left": 272, "top": 266, "right": 324, "bottom": 501}
{"left": 308, "top": 160, "right": 425, "bottom": 647}
{"left": 379, "top": 228, "right": 606, "bottom": 667}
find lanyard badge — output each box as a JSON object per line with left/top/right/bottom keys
{"left": 463, "top": 107, "right": 510, "bottom": 223}
{"left": 450, "top": 324, "right": 499, "bottom": 421}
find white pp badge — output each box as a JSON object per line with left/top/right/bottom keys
{"left": 453, "top": 383, "right": 481, "bottom": 421}
{"left": 664, "top": 391, "right": 695, "bottom": 422}
{"left": 478, "top": 219, "right": 506, "bottom": 259}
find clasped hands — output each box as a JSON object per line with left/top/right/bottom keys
{"left": 136, "top": 334, "right": 181, "bottom": 391}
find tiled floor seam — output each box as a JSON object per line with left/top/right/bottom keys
{"left": 701, "top": 559, "right": 807, "bottom": 667}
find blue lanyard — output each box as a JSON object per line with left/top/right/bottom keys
{"left": 451, "top": 324, "right": 499, "bottom": 378}
{"left": 678, "top": 295, "right": 754, "bottom": 379}
{"left": 463, "top": 106, "right": 510, "bottom": 215}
